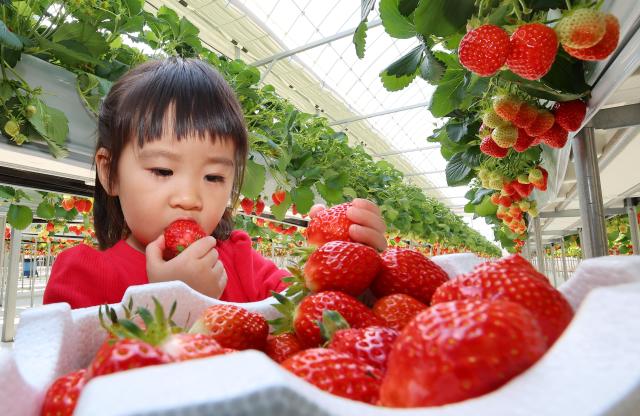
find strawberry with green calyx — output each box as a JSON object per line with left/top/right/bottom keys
{"left": 163, "top": 219, "right": 207, "bottom": 260}
{"left": 41, "top": 369, "right": 87, "bottom": 416}
{"left": 87, "top": 338, "right": 171, "bottom": 379}
{"left": 371, "top": 247, "right": 449, "bottom": 305}
{"left": 372, "top": 293, "right": 427, "bottom": 331}
{"left": 265, "top": 333, "right": 303, "bottom": 363}
{"left": 512, "top": 180, "right": 534, "bottom": 199}
{"left": 531, "top": 167, "right": 549, "bottom": 191}
{"left": 240, "top": 197, "right": 254, "bottom": 215}
{"left": 507, "top": 23, "right": 558, "bottom": 80}
{"left": 526, "top": 109, "right": 555, "bottom": 137}
{"left": 432, "top": 254, "right": 573, "bottom": 347}
{"left": 301, "top": 240, "right": 381, "bottom": 296}
{"left": 564, "top": 14, "right": 619, "bottom": 61}
{"left": 189, "top": 304, "right": 269, "bottom": 351}
{"left": 491, "top": 124, "right": 518, "bottom": 148}
{"left": 379, "top": 299, "right": 547, "bottom": 407}
{"left": 555, "top": 8, "right": 606, "bottom": 49}
{"left": 493, "top": 95, "right": 522, "bottom": 122}
{"left": 528, "top": 167, "right": 543, "bottom": 183}
{"left": 553, "top": 100, "right": 587, "bottom": 132}
{"left": 540, "top": 122, "right": 569, "bottom": 149}
{"left": 459, "top": 24, "right": 510, "bottom": 77}
{"left": 482, "top": 109, "right": 507, "bottom": 129}
{"left": 517, "top": 173, "right": 531, "bottom": 184}
{"left": 305, "top": 202, "right": 354, "bottom": 246}
{"left": 320, "top": 310, "right": 398, "bottom": 374}
{"left": 479, "top": 136, "right": 508, "bottom": 158}
{"left": 270, "top": 290, "right": 382, "bottom": 348}
{"left": 282, "top": 348, "right": 382, "bottom": 404}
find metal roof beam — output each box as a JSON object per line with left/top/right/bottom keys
{"left": 372, "top": 144, "right": 440, "bottom": 157}
{"left": 252, "top": 19, "right": 382, "bottom": 66}
{"left": 405, "top": 169, "right": 445, "bottom": 177}
{"left": 329, "top": 101, "right": 429, "bottom": 126}
{"left": 538, "top": 208, "right": 626, "bottom": 218}
{"left": 590, "top": 103, "right": 640, "bottom": 130}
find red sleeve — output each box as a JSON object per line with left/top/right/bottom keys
{"left": 250, "top": 247, "right": 290, "bottom": 299}
{"left": 43, "top": 245, "right": 106, "bottom": 309}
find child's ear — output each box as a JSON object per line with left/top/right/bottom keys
{"left": 95, "top": 148, "right": 118, "bottom": 196}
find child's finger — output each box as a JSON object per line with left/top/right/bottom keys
{"left": 347, "top": 205, "right": 386, "bottom": 234}
{"left": 351, "top": 198, "right": 382, "bottom": 216}
{"left": 184, "top": 236, "right": 216, "bottom": 259}
{"left": 349, "top": 224, "right": 387, "bottom": 252}
{"left": 309, "top": 204, "right": 326, "bottom": 219}
{"left": 145, "top": 234, "right": 166, "bottom": 263}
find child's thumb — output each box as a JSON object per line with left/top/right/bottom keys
{"left": 145, "top": 234, "right": 166, "bottom": 262}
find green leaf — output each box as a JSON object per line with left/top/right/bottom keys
{"left": 0, "top": 185, "right": 15, "bottom": 200}
{"left": 379, "top": 0, "right": 417, "bottom": 39}
{"left": 445, "top": 153, "right": 472, "bottom": 186}
{"left": 315, "top": 182, "right": 344, "bottom": 205}
{"left": 124, "top": 0, "right": 144, "bottom": 15}
{"left": 419, "top": 48, "right": 445, "bottom": 84}
{"left": 380, "top": 71, "right": 418, "bottom": 92}
{"left": 445, "top": 121, "right": 468, "bottom": 143}
{"left": 398, "top": 0, "right": 419, "bottom": 16}
{"left": 36, "top": 201, "right": 55, "bottom": 219}
{"left": 0, "top": 20, "right": 23, "bottom": 50}
{"left": 270, "top": 193, "right": 292, "bottom": 221}
{"left": 471, "top": 188, "right": 494, "bottom": 205}
{"left": 27, "top": 98, "right": 69, "bottom": 145}
{"left": 240, "top": 159, "right": 266, "bottom": 199}
{"left": 38, "top": 38, "right": 101, "bottom": 66}
{"left": 343, "top": 187, "right": 358, "bottom": 199}
{"left": 7, "top": 204, "right": 32, "bottom": 230}
{"left": 541, "top": 51, "right": 590, "bottom": 95}
{"left": 52, "top": 22, "right": 109, "bottom": 58}
{"left": 384, "top": 44, "right": 424, "bottom": 77}
{"left": 428, "top": 59, "right": 466, "bottom": 117}
{"left": 461, "top": 145, "right": 485, "bottom": 168}
{"left": 291, "top": 186, "right": 314, "bottom": 214}
{"left": 414, "top": 0, "right": 475, "bottom": 38}
{"left": 353, "top": 20, "right": 368, "bottom": 59}
{"left": 464, "top": 202, "right": 475, "bottom": 213}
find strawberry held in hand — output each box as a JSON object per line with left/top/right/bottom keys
{"left": 305, "top": 202, "right": 354, "bottom": 246}
{"left": 380, "top": 299, "right": 547, "bottom": 407}
{"left": 163, "top": 219, "right": 207, "bottom": 260}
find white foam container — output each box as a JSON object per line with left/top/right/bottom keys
{"left": 2, "top": 254, "right": 640, "bottom": 416}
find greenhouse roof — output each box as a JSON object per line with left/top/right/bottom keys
{"left": 145, "top": 0, "right": 493, "bottom": 240}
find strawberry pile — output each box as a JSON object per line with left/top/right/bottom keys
{"left": 267, "top": 202, "right": 574, "bottom": 407}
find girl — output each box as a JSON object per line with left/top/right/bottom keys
{"left": 43, "top": 57, "right": 387, "bottom": 309}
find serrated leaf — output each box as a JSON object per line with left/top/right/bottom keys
{"left": 471, "top": 188, "right": 494, "bottom": 205}
{"left": 428, "top": 61, "right": 466, "bottom": 117}
{"left": 36, "top": 201, "right": 55, "bottom": 219}
{"left": 414, "top": 0, "right": 475, "bottom": 38}
{"left": 461, "top": 146, "right": 485, "bottom": 168}
{"left": 270, "top": 193, "right": 292, "bottom": 221}
{"left": 0, "top": 185, "right": 15, "bottom": 200}
{"left": 240, "top": 159, "right": 266, "bottom": 199}
{"left": 315, "top": 182, "right": 344, "bottom": 205}
{"left": 445, "top": 153, "right": 472, "bottom": 186}
{"left": 27, "top": 98, "right": 69, "bottom": 145}
{"left": 419, "top": 48, "right": 445, "bottom": 84}
{"left": 398, "top": 0, "right": 419, "bottom": 16}
{"left": 385, "top": 44, "right": 424, "bottom": 76}
{"left": 52, "top": 22, "right": 109, "bottom": 58}
{"left": 379, "top": 0, "right": 416, "bottom": 39}
{"left": 353, "top": 20, "right": 368, "bottom": 59}
{"left": 7, "top": 204, "right": 32, "bottom": 230}
{"left": 291, "top": 186, "right": 314, "bottom": 214}
{"left": 0, "top": 20, "right": 23, "bottom": 50}
{"left": 380, "top": 70, "right": 418, "bottom": 92}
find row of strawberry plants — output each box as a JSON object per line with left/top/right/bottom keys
{"left": 0, "top": 0, "right": 500, "bottom": 255}
{"left": 355, "top": 0, "right": 620, "bottom": 252}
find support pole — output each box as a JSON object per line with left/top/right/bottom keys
{"left": 560, "top": 238, "right": 569, "bottom": 282}
{"left": 0, "top": 214, "right": 5, "bottom": 307}
{"left": 572, "top": 127, "right": 608, "bottom": 258}
{"left": 578, "top": 227, "right": 586, "bottom": 259}
{"left": 2, "top": 228, "right": 22, "bottom": 342}
{"left": 533, "top": 216, "right": 545, "bottom": 274}
{"left": 625, "top": 198, "right": 640, "bottom": 255}
{"left": 549, "top": 244, "right": 558, "bottom": 287}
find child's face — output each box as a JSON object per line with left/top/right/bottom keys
{"left": 113, "top": 133, "right": 236, "bottom": 251}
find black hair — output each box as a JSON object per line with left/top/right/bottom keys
{"left": 94, "top": 57, "right": 248, "bottom": 249}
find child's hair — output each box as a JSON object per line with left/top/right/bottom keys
{"left": 94, "top": 57, "right": 248, "bottom": 249}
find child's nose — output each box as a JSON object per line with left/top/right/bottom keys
{"left": 169, "top": 184, "right": 202, "bottom": 211}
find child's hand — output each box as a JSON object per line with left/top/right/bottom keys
{"left": 309, "top": 198, "right": 387, "bottom": 252}
{"left": 145, "top": 234, "right": 227, "bottom": 299}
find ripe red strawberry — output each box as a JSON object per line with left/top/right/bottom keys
{"left": 554, "top": 100, "right": 587, "bottom": 132}
{"left": 513, "top": 103, "right": 538, "bottom": 128}
{"left": 46, "top": 221, "right": 55, "bottom": 232}
{"left": 41, "top": 369, "right": 87, "bottom": 416}
{"left": 305, "top": 202, "right": 354, "bottom": 246}
{"left": 432, "top": 255, "right": 573, "bottom": 346}
{"left": 526, "top": 109, "right": 555, "bottom": 137}
{"left": 272, "top": 291, "right": 382, "bottom": 348}
{"left": 161, "top": 333, "right": 228, "bottom": 361}
{"left": 564, "top": 14, "right": 619, "bottom": 61}
{"left": 479, "top": 136, "right": 508, "bottom": 158}
{"left": 87, "top": 339, "right": 171, "bottom": 378}
{"left": 163, "top": 219, "right": 207, "bottom": 260}
{"left": 189, "top": 304, "right": 269, "bottom": 351}
{"left": 328, "top": 326, "right": 398, "bottom": 373}
{"left": 498, "top": 194, "right": 513, "bottom": 207}
{"left": 291, "top": 204, "right": 299, "bottom": 215}
{"left": 555, "top": 8, "right": 606, "bottom": 49}
{"left": 513, "top": 128, "right": 535, "bottom": 152}
{"left": 371, "top": 248, "right": 449, "bottom": 304}
{"left": 61, "top": 197, "right": 75, "bottom": 211}
{"left": 507, "top": 23, "right": 558, "bottom": 80}
{"left": 490, "top": 192, "right": 501, "bottom": 205}
{"left": 511, "top": 181, "right": 534, "bottom": 199}
{"left": 482, "top": 109, "right": 507, "bottom": 129}
{"left": 493, "top": 95, "right": 522, "bottom": 122}
{"left": 372, "top": 293, "right": 427, "bottom": 331}
{"left": 540, "top": 122, "right": 569, "bottom": 148}
{"left": 282, "top": 348, "right": 382, "bottom": 404}
{"left": 265, "top": 333, "right": 303, "bottom": 363}
{"left": 303, "top": 241, "right": 381, "bottom": 296}
{"left": 379, "top": 299, "right": 547, "bottom": 407}
{"left": 459, "top": 25, "right": 510, "bottom": 76}
{"left": 74, "top": 199, "right": 87, "bottom": 213}
{"left": 491, "top": 124, "right": 518, "bottom": 148}
{"left": 240, "top": 197, "right": 254, "bottom": 215}
{"left": 255, "top": 198, "right": 265, "bottom": 216}
{"left": 394, "top": 235, "right": 402, "bottom": 243}
{"left": 272, "top": 189, "right": 286, "bottom": 205}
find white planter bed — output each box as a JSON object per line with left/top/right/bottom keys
{"left": 1, "top": 254, "right": 639, "bottom": 416}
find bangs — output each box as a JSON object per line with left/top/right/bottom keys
{"left": 114, "top": 58, "right": 247, "bottom": 148}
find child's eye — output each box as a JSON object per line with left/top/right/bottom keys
{"left": 150, "top": 168, "right": 173, "bottom": 177}
{"left": 205, "top": 175, "right": 224, "bottom": 183}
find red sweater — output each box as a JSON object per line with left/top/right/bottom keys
{"left": 43, "top": 230, "right": 288, "bottom": 309}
